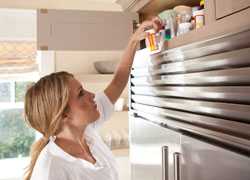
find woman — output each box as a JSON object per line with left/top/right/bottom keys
{"left": 24, "top": 18, "right": 162, "bottom": 180}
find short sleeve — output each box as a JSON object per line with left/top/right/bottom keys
{"left": 91, "top": 91, "right": 114, "bottom": 128}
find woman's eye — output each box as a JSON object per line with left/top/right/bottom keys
{"left": 79, "top": 90, "right": 85, "bottom": 97}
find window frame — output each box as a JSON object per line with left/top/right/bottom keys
{"left": 0, "top": 49, "right": 55, "bottom": 180}
{"left": 0, "top": 74, "right": 39, "bottom": 180}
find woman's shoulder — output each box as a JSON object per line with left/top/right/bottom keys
{"left": 30, "top": 143, "right": 71, "bottom": 180}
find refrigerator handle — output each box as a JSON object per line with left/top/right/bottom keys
{"left": 174, "top": 152, "right": 181, "bottom": 180}
{"left": 162, "top": 146, "right": 169, "bottom": 180}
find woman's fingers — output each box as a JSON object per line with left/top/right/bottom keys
{"left": 139, "top": 17, "right": 163, "bottom": 32}
{"left": 140, "top": 21, "right": 153, "bottom": 31}
{"left": 152, "top": 17, "right": 163, "bottom": 32}
{"left": 130, "top": 17, "right": 164, "bottom": 43}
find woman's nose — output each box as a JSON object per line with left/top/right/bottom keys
{"left": 91, "top": 93, "right": 95, "bottom": 100}
{"left": 88, "top": 92, "right": 95, "bottom": 101}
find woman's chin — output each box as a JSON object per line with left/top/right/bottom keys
{"left": 91, "top": 111, "right": 100, "bottom": 123}
{"left": 95, "top": 111, "right": 100, "bottom": 120}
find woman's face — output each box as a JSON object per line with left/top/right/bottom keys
{"left": 65, "top": 78, "right": 100, "bottom": 127}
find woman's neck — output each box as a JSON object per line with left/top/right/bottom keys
{"left": 54, "top": 125, "right": 96, "bottom": 164}
{"left": 55, "top": 125, "right": 88, "bottom": 154}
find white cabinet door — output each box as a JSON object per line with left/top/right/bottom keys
{"left": 37, "top": 9, "right": 137, "bottom": 51}
{"left": 215, "top": 0, "right": 250, "bottom": 19}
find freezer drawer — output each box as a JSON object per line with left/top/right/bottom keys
{"left": 131, "top": 95, "right": 250, "bottom": 123}
{"left": 131, "top": 86, "right": 250, "bottom": 104}
{"left": 130, "top": 116, "right": 181, "bottom": 180}
{"left": 180, "top": 134, "right": 250, "bottom": 180}
{"left": 131, "top": 103, "right": 250, "bottom": 140}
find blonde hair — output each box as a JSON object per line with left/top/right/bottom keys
{"left": 23, "top": 71, "right": 74, "bottom": 180}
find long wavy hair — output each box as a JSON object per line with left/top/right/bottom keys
{"left": 23, "top": 71, "right": 74, "bottom": 180}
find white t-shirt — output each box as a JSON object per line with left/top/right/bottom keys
{"left": 30, "top": 92, "right": 118, "bottom": 180}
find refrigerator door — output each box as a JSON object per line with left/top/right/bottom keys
{"left": 180, "top": 134, "right": 250, "bottom": 180}
{"left": 130, "top": 116, "right": 181, "bottom": 180}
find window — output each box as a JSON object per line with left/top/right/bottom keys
{"left": 0, "top": 81, "right": 35, "bottom": 160}
{"left": 0, "top": 82, "right": 10, "bottom": 102}
{"left": 0, "top": 8, "right": 40, "bottom": 179}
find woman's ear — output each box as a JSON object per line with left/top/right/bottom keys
{"left": 62, "top": 111, "right": 71, "bottom": 123}
{"left": 62, "top": 105, "right": 71, "bottom": 121}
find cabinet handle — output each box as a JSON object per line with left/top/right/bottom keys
{"left": 174, "top": 152, "right": 181, "bottom": 180}
{"left": 162, "top": 146, "right": 169, "bottom": 180}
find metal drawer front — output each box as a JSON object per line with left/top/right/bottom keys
{"left": 131, "top": 86, "right": 250, "bottom": 104}
{"left": 159, "top": 48, "right": 250, "bottom": 75}
{"left": 134, "top": 111, "right": 250, "bottom": 155}
{"left": 131, "top": 95, "right": 250, "bottom": 123}
{"left": 132, "top": 48, "right": 250, "bottom": 76}
{"left": 150, "top": 30, "right": 250, "bottom": 65}
{"left": 132, "top": 103, "right": 250, "bottom": 139}
{"left": 131, "top": 67, "right": 250, "bottom": 86}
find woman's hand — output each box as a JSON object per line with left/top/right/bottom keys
{"left": 130, "top": 17, "right": 163, "bottom": 44}
{"left": 104, "top": 17, "right": 163, "bottom": 104}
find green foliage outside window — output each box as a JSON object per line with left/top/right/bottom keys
{"left": 0, "top": 82, "right": 11, "bottom": 102}
{"left": 0, "top": 81, "right": 35, "bottom": 159}
{"left": 15, "top": 81, "right": 33, "bottom": 102}
{"left": 0, "top": 109, "right": 35, "bottom": 159}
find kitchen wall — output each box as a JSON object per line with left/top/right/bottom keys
{"left": 0, "top": 8, "right": 36, "bottom": 41}
{"left": 54, "top": 50, "right": 129, "bottom": 101}
{"left": 55, "top": 50, "right": 123, "bottom": 74}
{"left": 0, "top": 5, "right": 130, "bottom": 180}
{"left": 0, "top": 7, "right": 128, "bottom": 109}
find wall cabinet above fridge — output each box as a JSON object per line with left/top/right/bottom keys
{"left": 37, "top": 9, "right": 138, "bottom": 51}
{"left": 117, "top": 0, "right": 250, "bottom": 51}
{"left": 215, "top": 0, "right": 250, "bottom": 19}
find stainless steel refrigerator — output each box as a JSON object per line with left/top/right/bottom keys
{"left": 129, "top": 29, "right": 250, "bottom": 180}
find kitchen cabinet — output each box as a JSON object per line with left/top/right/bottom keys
{"left": 215, "top": 0, "right": 250, "bottom": 19}
{"left": 139, "top": 0, "right": 199, "bottom": 19}
{"left": 180, "top": 134, "right": 250, "bottom": 180}
{"left": 129, "top": 117, "right": 181, "bottom": 180}
{"left": 120, "top": 0, "right": 250, "bottom": 50}
{"left": 37, "top": 9, "right": 137, "bottom": 51}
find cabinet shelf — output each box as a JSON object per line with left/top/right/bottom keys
{"left": 150, "top": 7, "right": 250, "bottom": 56}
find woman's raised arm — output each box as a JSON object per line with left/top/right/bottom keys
{"left": 104, "top": 18, "right": 162, "bottom": 104}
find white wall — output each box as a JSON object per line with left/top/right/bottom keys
{"left": 0, "top": 9, "right": 36, "bottom": 41}
{"left": 55, "top": 51, "right": 123, "bottom": 74}
{"left": 54, "top": 50, "right": 128, "bottom": 99}
{"left": 0, "top": 0, "right": 122, "bottom": 11}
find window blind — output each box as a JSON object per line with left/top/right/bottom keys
{"left": 0, "top": 41, "right": 37, "bottom": 75}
